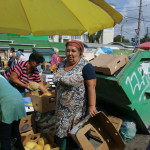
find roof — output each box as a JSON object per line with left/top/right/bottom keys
{"left": 85, "top": 42, "right": 134, "bottom": 50}
{"left": 0, "top": 33, "right": 66, "bottom": 50}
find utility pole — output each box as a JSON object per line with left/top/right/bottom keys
{"left": 121, "top": 25, "right": 123, "bottom": 42}
{"left": 146, "top": 27, "right": 149, "bottom": 42}
{"left": 138, "top": 0, "right": 142, "bottom": 44}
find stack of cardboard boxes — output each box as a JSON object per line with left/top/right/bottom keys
{"left": 21, "top": 79, "right": 57, "bottom": 148}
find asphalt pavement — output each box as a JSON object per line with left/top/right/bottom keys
{"left": 125, "top": 134, "right": 150, "bottom": 150}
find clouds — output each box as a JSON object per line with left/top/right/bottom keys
{"left": 105, "top": 0, "right": 150, "bottom": 40}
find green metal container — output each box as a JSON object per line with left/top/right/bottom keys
{"left": 96, "top": 51, "right": 150, "bottom": 133}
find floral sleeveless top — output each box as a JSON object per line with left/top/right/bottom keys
{"left": 53, "top": 57, "right": 89, "bottom": 138}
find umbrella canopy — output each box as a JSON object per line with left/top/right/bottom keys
{"left": 135, "top": 42, "right": 150, "bottom": 50}
{"left": 0, "top": 0, "right": 123, "bottom": 36}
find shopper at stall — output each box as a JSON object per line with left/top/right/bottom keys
{"left": 16, "top": 49, "right": 26, "bottom": 63}
{"left": 50, "top": 47, "right": 61, "bottom": 73}
{"left": 4, "top": 52, "right": 49, "bottom": 96}
{"left": 53, "top": 40, "right": 97, "bottom": 148}
{"left": 0, "top": 74, "right": 26, "bottom": 150}
{"left": 8, "top": 48, "right": 16, "bottom": 67}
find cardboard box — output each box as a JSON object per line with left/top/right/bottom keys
{"left": 37, "top": 125, "right": 56, "bottom": 137}
{"left": 70, "top": 111, "right": 125, "bottom": 150}
{"left": 24, "top": 91, "right": 42, "bottom": 97}
{"left": 90, "top": 115, "right": 123, "bottom": 141}
{"left": 21, "top": 133, "right": 41, "bottom": 146}
{"left": 83, "top": 52, "right": 95, "bottom": 61}
{"left": 90, "top": 54, "right": 129, "bottom": 75}
{"left": 19, "top": 114, "right": 35, "bottom": 133}
{"left": 21, "top": 130, "right": 34, "bottom": 136}
{"left": 31, "top": 93, "right": 56, "bottom": 113}
{"left": 37, "top": 113, "right": 56, "bottom": 128}
{"left": 107, "top": 115, "right": 123, "bottom": 131}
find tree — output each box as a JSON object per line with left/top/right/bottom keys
{"left": 140, "top": 34, "right": 150, "bottom": 43}
{"left": 89, "top": 33, "right": 96, "bottom": 43}
{"left": 114, "top": 35, "right": 130, "bottom": 43}
{"left": 89, "top": 30, "right": 103, "bottom": 43}
{"left": 114, "top": 35, "right": 124, "bottom": 42}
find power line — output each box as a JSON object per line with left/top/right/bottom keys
{"left": 120, "top": 8, "right": 140, "bottom": 12}
{"left": 124, "top": 16, "right": 150, "bottom": 23}
{"left": 122, "top": 31, "right": 136, "bottom": 36}
{"left": 116, "top": 3, "right": 150, "bottom": 10}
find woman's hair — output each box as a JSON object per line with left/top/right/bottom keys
{"left": 29, "top": 52, "right": 45, "bottom": 64}
{"left": 18, "top": 49, "right": 24, "bottom": 52}
{"left": 54, "top": 47, "right": 59, "bottom": 54}
{"left": 11, "top": 48, "right": 15, "bottom": 52}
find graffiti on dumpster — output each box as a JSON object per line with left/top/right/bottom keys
{"left": 125, "top": 62, "right": 150, "bottom": 101}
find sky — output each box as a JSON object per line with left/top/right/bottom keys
{"left": 105, "top": 0, "right": 150, "bottom": 41}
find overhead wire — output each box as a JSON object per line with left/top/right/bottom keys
{"left": 113, "top": 2, "right": 150, "bottom": 39}
{"left": 116, "top": 3, "right": 150, "bottom": 10}
{"left": 124, "top": 16, "right": 150, "bottom": 22}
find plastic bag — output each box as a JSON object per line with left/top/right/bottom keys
{"left": 119, "top": 119, "right": 137, "bottom": 141}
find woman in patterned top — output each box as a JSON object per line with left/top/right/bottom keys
{"left": 4, "top": 52, "right": 49, "bottom": 96}
{"left": 53, "top": 40, "right": 97, "bottom": 148}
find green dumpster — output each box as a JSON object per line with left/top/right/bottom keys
{"left": 96, "top": 51, "right": 150, "bottom": 133}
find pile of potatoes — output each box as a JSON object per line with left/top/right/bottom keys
{"left": 24, "top": 137, "right": 53, "bottom": 150}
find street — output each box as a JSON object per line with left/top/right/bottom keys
{"left": 125, "top": 134, "right": 150, "bottom": 150}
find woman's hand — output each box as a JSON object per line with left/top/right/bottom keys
{"left": 89, "top": 105, "right": 97, "bottom": 117}
{"left": 25, "top": 83, "right": 33, "bottom": 91}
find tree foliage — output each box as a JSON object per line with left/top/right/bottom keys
{"left": 89, "top": 30, "right": 103, "bottom": 43}
{"left": 114, "top": 35, "right": 130, "bottom": 43}
{"left": 140, "top": 34, "right": 150, "bottom": 43}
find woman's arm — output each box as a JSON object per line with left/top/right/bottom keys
{"left": 9, "top": 51, "right": 15, "bottom": 58}
{"left": 10, "top": 72, "right": 32, "bottom": 91}
{"left": 85, "top": 79, "right": 97, "bottom": 117}
{"left": 38, "top": 82, "right": 50, "bottom": 93}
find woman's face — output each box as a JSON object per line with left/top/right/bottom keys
{"left": 66, "top": 46, "right": 80, "bottom": 64}
{"left": 29, "top": 60, "right": 39, "bottom": 69}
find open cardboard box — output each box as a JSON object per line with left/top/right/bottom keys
{"left": 31, "top": 92, "right": 56, "bottom": 113}
{"left": 70, "top": 111, "right": 125, "bottom": 150}
{"left": 21, "top": 130, "right": 34, "bottom": 136}
{"left": 24, "top": 91, "right": 43, "bottom": 97}
{"left": 21, "top": 133, "right": 59, "bottom": 150}
{"left": 90, "top": 115, "right": 123, "bottom": 140}
{"left": 19, "top": 113, "right": 35, "bottom": 133}
{"left": 90, "top": 54, "right": 129, "bottom": 75}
